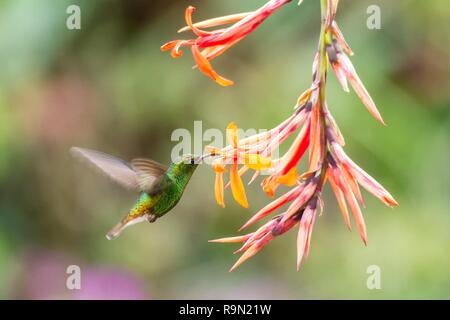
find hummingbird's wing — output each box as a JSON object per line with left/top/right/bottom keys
{"left": 131, "top": 158, "right": 168, "bottom": 192}
{"left": 70, "top": 147, "right": 139, "bottom": 191}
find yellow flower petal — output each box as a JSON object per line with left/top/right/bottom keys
{"left": 277, "top": 166, "right": 298, "bottom": 187}
{"left": 242, "top": 153, "right": 272, "bottom": 171}
{"left": 230, "top": 163, "right": 248, "bottom": 208}
{"left": 214, "top": 172, "right": 225, "bottom": 208}
{"left": 212, "top": 159, "right": 227, "bottom": 173}
{"left": 226, "top": 122, "right": 239, "bottom": 147}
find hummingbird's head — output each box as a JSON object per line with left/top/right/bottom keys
{"left": 168, "top": 154, "right": 202, "bottom": 187}
{"left": 173, "top": 154, "right": 200, "bottom": 179}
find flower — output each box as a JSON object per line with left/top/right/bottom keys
{"left": 210, "top": 122, "right": 273, "bottom": 208}
{"left": 161, "top": 0, "right": 292, "bottom": 86}
{"left": 327, "top": 21, "right": 385, "bottom": 125}
{"left": 165, "top": 0, "right": 398, "bottom": 271}
{"left": 206, "top": 0, "right": 398, "bottom": 271}
{"left": 210, "top": 214, "right": 299, "bottom": 272}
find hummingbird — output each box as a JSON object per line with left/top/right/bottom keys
{"left": 70, "top": 147, "right": 206, "bottom": 240}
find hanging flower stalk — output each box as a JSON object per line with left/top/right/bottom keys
{"left": 163, "top": 0, "right": 398, "bottom": 271}
{"left": 161, "top": 0, "right": 292, "bottom": 86}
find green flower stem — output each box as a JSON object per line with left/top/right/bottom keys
{"left": 317, "top": 0, "right": 330, "bottom": 190}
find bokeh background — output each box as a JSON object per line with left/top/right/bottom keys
{"left": 0, "top": 0, "right": 449, "bottom": 299}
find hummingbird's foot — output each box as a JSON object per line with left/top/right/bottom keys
{"left": 146, "top": 214, "right": 158, "bottom": 223}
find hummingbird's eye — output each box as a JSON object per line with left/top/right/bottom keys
{"left": 190, "top": 158, "right": 195, "bottom": 165}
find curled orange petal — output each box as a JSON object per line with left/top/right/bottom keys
{"left": 160, "top": 40, "right": 178, "bottom": 52}
{"left": 191, "top": 45, "right": 234, "bottom": 86}
{"left": 161, "top": 40, "right": 193, "bottom": 58}
{"left": 184, "top": 6, "right": 214, "bottom": 37}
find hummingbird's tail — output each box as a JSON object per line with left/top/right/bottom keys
{"left": 106, "top": 220, "right": 127, "bottom": 240}
{"left": 106, "top": 215, "right": 148, "bottom": 240}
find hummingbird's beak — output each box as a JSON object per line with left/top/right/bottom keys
{"left": 198, "top": 153, "right": 217, "bottom": 163}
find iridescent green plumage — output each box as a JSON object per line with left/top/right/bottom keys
{"left": 150, "top": 160, "right": 198, "bottom": 216}
{"left": 128, "top": 160, "right": 198, "bottom": 220}
{"left": 70, "top": 147, "right": 199, "bottom": 240}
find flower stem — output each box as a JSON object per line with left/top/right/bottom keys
{"left": 316, "top": 0, "right": 330, "bottom": 190}
{"left": 319, "top": 0, "right": 329, "bottom": 94}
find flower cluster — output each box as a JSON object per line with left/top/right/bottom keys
{"left": 161, "top": 0, "right": 291, "bottom": 86}
{"left": 163, "top": 0, "right": 398, "bottom": 271}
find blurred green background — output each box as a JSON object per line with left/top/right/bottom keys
{"left": 0, "top": 0, "right": 449, "bottom": 299}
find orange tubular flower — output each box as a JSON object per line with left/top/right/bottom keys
{"left": 161, "top": 0, "right": 292, "bottom": 86}
{"left": 210, "top": 122, "right": 273, "bottom": 209}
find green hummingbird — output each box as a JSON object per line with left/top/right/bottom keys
{"left": 70, "top": 147, "right": 204, "bottom": 240}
